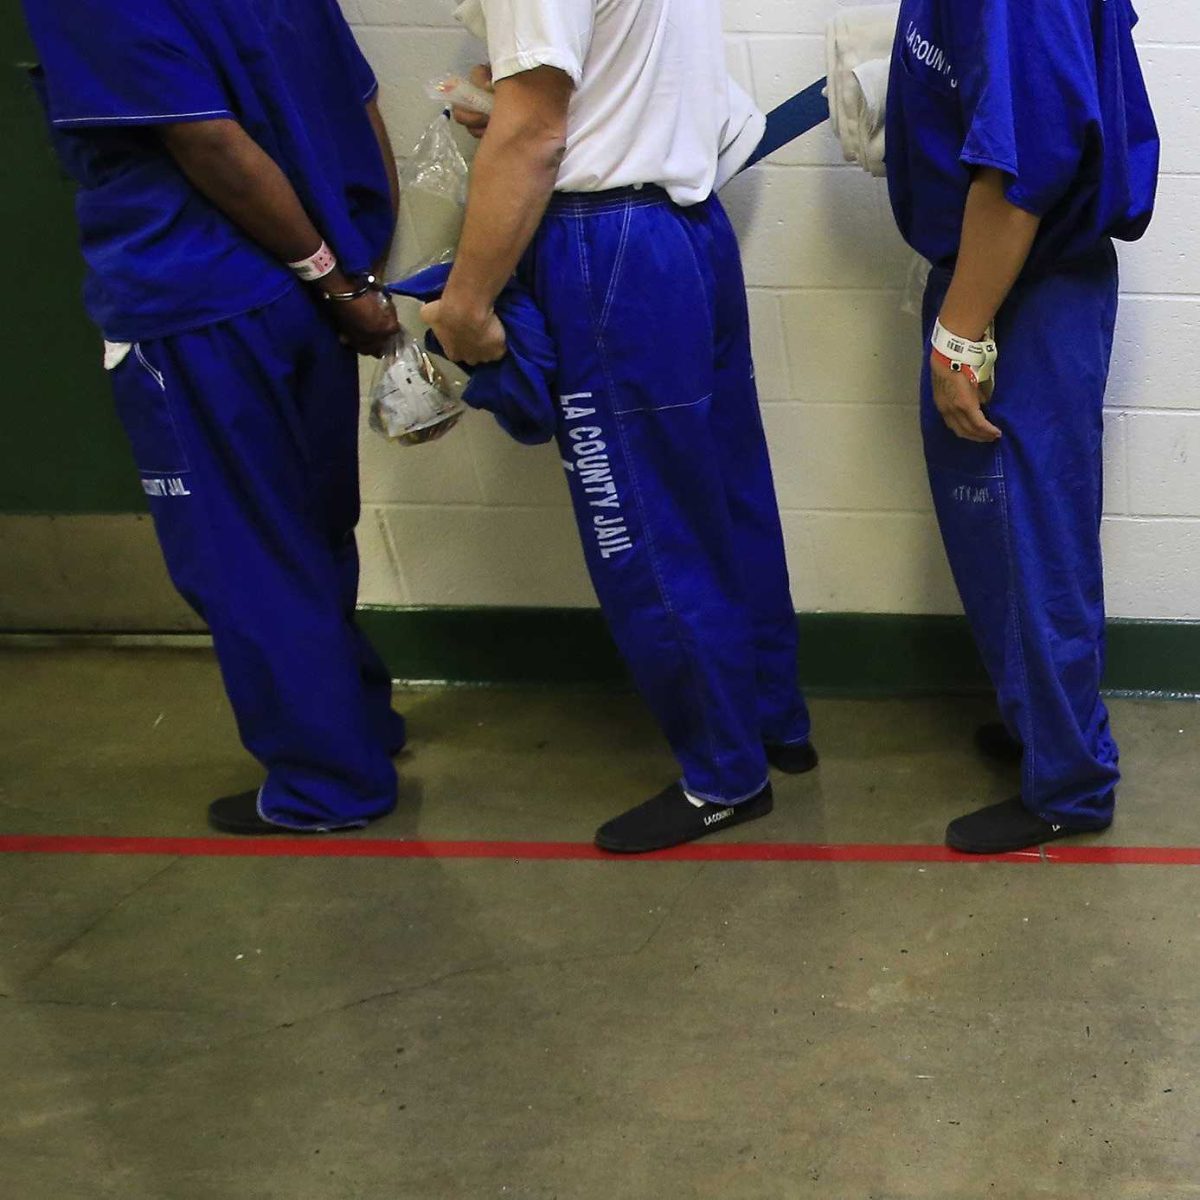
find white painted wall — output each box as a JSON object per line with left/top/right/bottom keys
{"left": 347, "top": 0, "right": 1200, "bottom": 621}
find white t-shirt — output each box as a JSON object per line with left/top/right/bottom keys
{"left": 454, "top": 0, "right": 765, "bottom": 206}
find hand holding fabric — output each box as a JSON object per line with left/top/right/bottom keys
{"left": 420, "top": 298, "right": 507, "bottom": 365}
{"left": 389, "top": 262, "right": 556, "bottom": 445}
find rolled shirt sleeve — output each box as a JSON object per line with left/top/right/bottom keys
{"left": 479, "top": 0, "right": 595, "bottom": 87}
{"left": 22, "top": 0, "right": 235, "bottom": 129}
{"left": 957, "top": 0, "right": 1102, "bottom": 217}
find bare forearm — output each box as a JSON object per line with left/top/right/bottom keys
{"left": 160, "top": 118, "right": 402, "bottom": 355}
{"left": 441, "top": 75, "right": 568, "bottom": 320}
{"left": 939, "top": 168, "right": 1042, "bottom": 339}
{"left": 367, "top": 97, "right": 400, "bottom": 270}
{"left": 160, "top": 119, "right": 356, "bottom": 291}
{"left": 367, "top": 98, "right": 400, "bottom": 218}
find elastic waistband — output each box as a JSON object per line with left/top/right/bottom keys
{"left": 546, "top": 185, "right": 676, "bottom": 217}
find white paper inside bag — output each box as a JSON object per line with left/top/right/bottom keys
{"left": 369, "top": 333, "right": 466, "bottom": 447}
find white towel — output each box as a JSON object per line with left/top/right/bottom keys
{"left": 826, "top": 4, "right": 899, "bottom": 177}
{"left": 453, "top": 0, "right": 487, "bottom": 42}
{"left": 103, "top": 341, "right": 132, "bottom": 370}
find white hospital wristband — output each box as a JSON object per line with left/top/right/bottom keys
{"left": 288, "top": 241, "right": 338, "bottom": 282}
{"left": 931, "top": 319, "right": 999, "bottom": 386}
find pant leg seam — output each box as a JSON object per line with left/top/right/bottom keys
{"left": 133, "top": 343, "right": 193, "bottom": 474}
{"left": 996, "top": 456, "right": 1039, "bottom": 804}
{"left": 598, "top": 204, "right": 633, "bottom": 330}
{"left": 678, "top": 206, "right": 718, "bottom": 349}
{"left": 614, "top": 393, "right": 711, "bottom": 416}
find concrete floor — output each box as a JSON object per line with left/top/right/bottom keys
{"left": 2, "top": 646, "right": 1199, "bottom": 1199}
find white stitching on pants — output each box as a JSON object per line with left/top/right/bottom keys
{"left": 614, "top": 393, "right": 711, "bottom": 417}
{"left": 132, "top": 342, "right": 192, "bottom": 476}
{"left": 598, "top": 204, "right": 633, "bottom": 331}
{"left": 134, "top": 344, "right": 165, "bottom": 390}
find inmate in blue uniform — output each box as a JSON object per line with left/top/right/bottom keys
{"left": 23, "top": 0, "right": 402, "bottom": 828}
{"left": 887, "top": 0, "right": 1159, "bottom": 826}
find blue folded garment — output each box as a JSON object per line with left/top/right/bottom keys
{"left": 387, "top": 263, "right": 558, "bottom": 446}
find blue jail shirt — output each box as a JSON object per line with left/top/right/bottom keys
{"left": 886, "top": 0, "right": 1160, "bottom": 274}
{"left": 22, "top": 0, "right": 394, "bottom": 342}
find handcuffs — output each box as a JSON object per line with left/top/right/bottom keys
{"left": 287, "top": 242, "right": 390, "bottom": 306}
{"left": 931, "top": 318, "right": 999, "bottom": 390}
{"left": 320, "top": 273, "right": 386, "bottom": 304}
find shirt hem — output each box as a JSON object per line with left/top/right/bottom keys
{"left": 52, "top": 108, "right": 236, "bottom": 130}
{"left": 99, "top": 278, "right": 297, "bottom": 345}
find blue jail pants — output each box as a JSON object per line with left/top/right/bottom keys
{"left": 922, "top": 243, "right": 1121, "bottom": 827}
{"left": 108, "top": 285, "right": 401, "bottom": 828}
{"left": 521, "top": 187, "right": 812, "bottom": 804}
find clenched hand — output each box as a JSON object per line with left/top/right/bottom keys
{"left": 930, "top": 352, "right": 1001, "bottom": 443}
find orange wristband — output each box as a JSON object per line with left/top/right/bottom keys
{"left": 932, "top": 348, "right": 983, "bottom": 387}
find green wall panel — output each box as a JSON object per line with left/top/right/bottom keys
{"left": 356, "top": 607, "right": 1200, "bottom": 698}
{"left": 355, "top": 607, "right": 993, "bottom": 694}
{"left": 1, "top": 0, "right": 143, "bottom": 513}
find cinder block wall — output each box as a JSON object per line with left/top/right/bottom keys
{"left": 347, "top": 0, "right": 1200, "bottom": 621}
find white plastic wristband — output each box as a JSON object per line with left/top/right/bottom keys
{"left": 931, "top": 318, "right": 999, "bottom": 386}
{"left": 432, "top": 75, "right": 495, "bottom": 116}
{"left": 288, "top": 241, "right": 338, "bottom": 283}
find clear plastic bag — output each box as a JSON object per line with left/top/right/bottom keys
{"left": 368, "top": 331, "right": 466, "bottom": 446}
{"left": 398, "top": 109, "right": 470, "bottom": 208}
{"left": 385, "top": 111, "right": 471, "bottom": 280}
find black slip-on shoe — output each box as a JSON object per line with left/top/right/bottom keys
{"left": 945, "top": 796, "right": 1110, "bottom": 854}
{"left": 975, "top": 722, "right": 1023, "bottom": 763}
{"left": 594, "top": 782, "right": 773, "bottom": 855}
{"left": 765, "top": 740, "right": 819, "bottom": 775}
{"left": 208, "top": 790, "right": 324, "bottom": 836}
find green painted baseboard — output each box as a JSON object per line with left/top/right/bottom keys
{"left": 356, "top": 607, "right": 1200, "bottom": 698}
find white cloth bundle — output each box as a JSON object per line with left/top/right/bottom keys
{"left": 453, "top": 0, "right": 487, "bottom": 41}
{"left": 826, "top": 4, "right": 900, "bottom": 177}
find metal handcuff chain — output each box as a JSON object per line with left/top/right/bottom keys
{"left": 321, "top": 273, "right": 388, "bottom": 304}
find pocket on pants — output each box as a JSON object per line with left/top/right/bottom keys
{"left": 110, "top": 343, "right": 192, "bottom": 478}
{"left": 576, "top": 207, "right": 714, "bottom": 417}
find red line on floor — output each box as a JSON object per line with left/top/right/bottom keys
{"left": 0, "top": 834, "right": 1197, "bottom": 866}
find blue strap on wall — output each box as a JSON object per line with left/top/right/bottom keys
{"left": 740, "top": 77, "right": 831, "bottom": 173}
